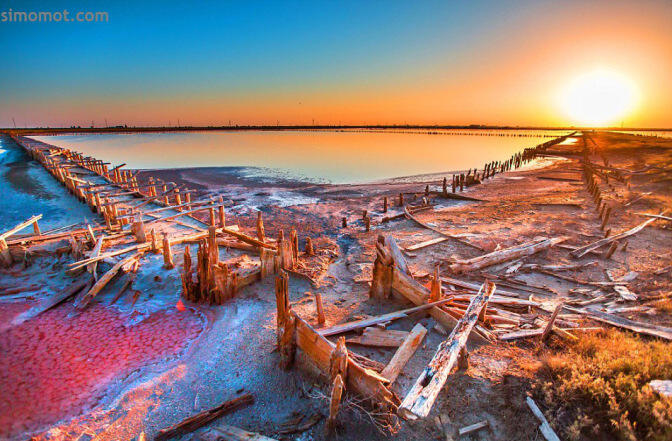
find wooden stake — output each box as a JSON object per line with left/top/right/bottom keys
{"left": 314, "top": 292, "right": 325, "bottom": 325}
{"left": 541, "top": 302, "right": 563, "bottom": 342}
{"left": 305, "top": 236, "right": 314, "bottom": 256}
{"left": 327, "top": 374, "right": 344, "bottom": 432}
{"left": 218, "top": 196, "right": 226, "bottom": 227}
{"left": 163, "top": 233, "right": 175, "bottom": 269}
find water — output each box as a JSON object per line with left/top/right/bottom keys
{"left": 608, "top": 130, "right": 672, "bottom": 139}
{"left": 31, "top": 129, "right": 569, "bottom": 184}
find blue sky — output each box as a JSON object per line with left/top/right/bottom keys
{"left": 1, "top": 0, "right": 671, "bottom": 127}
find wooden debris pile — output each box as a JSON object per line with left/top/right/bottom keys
{"left": 274, "top": 272, "right": 400, "bottom": 430}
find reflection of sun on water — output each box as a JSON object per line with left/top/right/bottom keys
{"left": 560, "top": 69, "right": 638, "bottom": 127}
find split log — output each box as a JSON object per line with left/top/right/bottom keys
{"left": 154, "top": 394, "right": 254, "bottom": 441}
{"left": 380, "top": 323, "right": 427, "bottom": 384}
{"left": 398, "top": 281, "right": 496, "bottom": 420}
{"left": 571, "top": 212, "right": 667, "bottom": 258}
{"left": 318, "top": 298, "right": 453, "bottom": 337}
{"left": 447, "top": 237, "right": 567, "bottom": 273}
{"left": 74, "top": 252, "right": 143, "bottom": 309}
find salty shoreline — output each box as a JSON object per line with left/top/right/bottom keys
{"left": 1, "top": 130, "right": 671, "bottom": 441}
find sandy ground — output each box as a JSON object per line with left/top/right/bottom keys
{"left": 1, "top": 131, "right": 670, "bottom": 441}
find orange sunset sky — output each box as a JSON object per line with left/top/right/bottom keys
{"left": 1, "top": 0, "right": 671, "bottom": 128}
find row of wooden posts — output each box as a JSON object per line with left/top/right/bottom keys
{"left": 581, "top": 154, "right": 620, "bottom": 259}
{"left": 14, "top": 136, "right": 198, "bottom": 231}
{"left": 180, "top": 210, "right": 317, "bottom": 305}
{"left": 343, "top": 133, "right": 576, "bottom": 233}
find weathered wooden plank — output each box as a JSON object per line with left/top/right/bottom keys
{"left": 398, "top": 281, "right": 495, "bottom": 420}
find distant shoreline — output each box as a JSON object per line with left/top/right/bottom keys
{"left": 3, "top": 125, "right": 671, "bottom": 136}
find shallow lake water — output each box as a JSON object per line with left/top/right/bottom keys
{"left": 32, "top": 129, "right": 570, "bottom": 184}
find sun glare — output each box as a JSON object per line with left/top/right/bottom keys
{"left": 560, "top": 69, "right": 638, "bottom": 127}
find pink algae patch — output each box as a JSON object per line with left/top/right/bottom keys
{"left": 0, "top": 303, "right": 203, "bottom": 438}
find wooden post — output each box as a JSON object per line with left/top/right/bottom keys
{"left": 163, "top": 233, "right": 175, "bottom": 269}
{"left": 0, "top": 239, "right": 12, "bottom": 267}
{"left": 208, "top": 226, "right": 219, "bottom": 265}
{"left": 150, "top": 229, "right": 159, "bottom": 253}
{"left": 327, "top": 374, "right": 345, "bottom": 432}
{"left": 33, "top": 220, "right": 41, "bottom": 236}
{"left": 601, "top": 207, "right": 612, "bottom": 231}
{"left": 341, "top": 217, "right": 347, "bottom": 228}
{"left": 399, "top": 193, "right": 404, "bottom": 206}
{"left": 305, "top": 237, "right": 314, "bottom": 256}
{"left": 131, "top": 216, "right": 147, "bottom": 243}
{"left": 369, "top": 235, "right": 393, "bottom": 300}
{"left": 364, "top": 215, "right": 370, "bottom": 232}
{"left": 314, "top": 292, "right": 325, "bottom": 325}
{"left": 218, "top": 196, "right": 226, "bottom": 227}
{"left": 383, "top": 196, "right": 388, "bottom": 213}
{"left": 604, "top": 240, "right": 619, "bottom": 259}
{"left": 185, "top": 191, "right": 192, "bottom": 210}
{"left": 275, "top": 272, "right": 295, "bottom": 369}
{"left": 256, "top": 211, "right": 265, "bottom": 241}
{"left": 290, "top": 229, "right": 299, "bottom": 262}
{"left": 327, "top": 337, "right": 348, "bottom": 431}
{"left": 429, "top": 264, "right": 441, "bottom": 303}
{"left": 209, "top": 205, "right": 216, "bottom": 227}
{"left": 442, "top": 177, "right": 447, "bottom": 195}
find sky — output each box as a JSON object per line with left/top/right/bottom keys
{"left": 1, "top": 0, "right": 671, "bottom": 128}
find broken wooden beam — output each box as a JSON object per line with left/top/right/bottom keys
{"left": 398, "top": 281, "right": 496, "bottom": 420}
{"left": 318, "top": 298, "right": 453, "bottom": 337}
{"left": 154, "top": 393, "right": 254, "bottom": 441}
{"left": 446, "top": 237, "right": 567, "bottom": 273}
{"left": 380, "top": 323, "right": 427, "bottom": 384}
{"left": 74, "top": 252, "right": 143, "bottom": 309}
{"left": 571, "top": 212, "right": 667, "bottom": 258}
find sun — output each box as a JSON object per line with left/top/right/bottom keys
{"left": 560, "top": 69, "right": 638, "bottom": 127}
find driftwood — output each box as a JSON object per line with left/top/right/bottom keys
{"left": 564, "top": 305, "right": 672, "bottom": 340}
{"left": 404, "top": 207, "right": 483, "bottom": 251}
{"left": 380, "top": 323, "right": 427, "bottom": 384}
{"left": 0, "top": 214, "right": 43, "bottom": 240}
{"left": 346, "top": 327, "right": 409, "bottom": 347}
{"left": 398, "top": 281, "right": 496, "bottom": 420}
{"left": 74, "top": 252, "right": 143, "bottom": 309}
{"left": 571, "top": 212, "right": 667, "bottom": 258}
{"left": 458, "top": 420, "right": 489, "bottom": 436}
{"left": 526, "top": 397, "right": 560, "bottom": 441}
{"left": 318, "top": 298, "right": 453, "bottom": 337}
{"left": 204, "top": 426, "right": 278, "bottom": 441}
{"left": 446, "top": 237, "right": 567, "bottom": 273}
{"left": 541, "top": 303, "right": 564, "bottom": 342}
{"left": 11, "top": 278, "right": 93, "bottom": 325}
{"left": 154, "top": 394, "right": 254, "bottom": 441}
